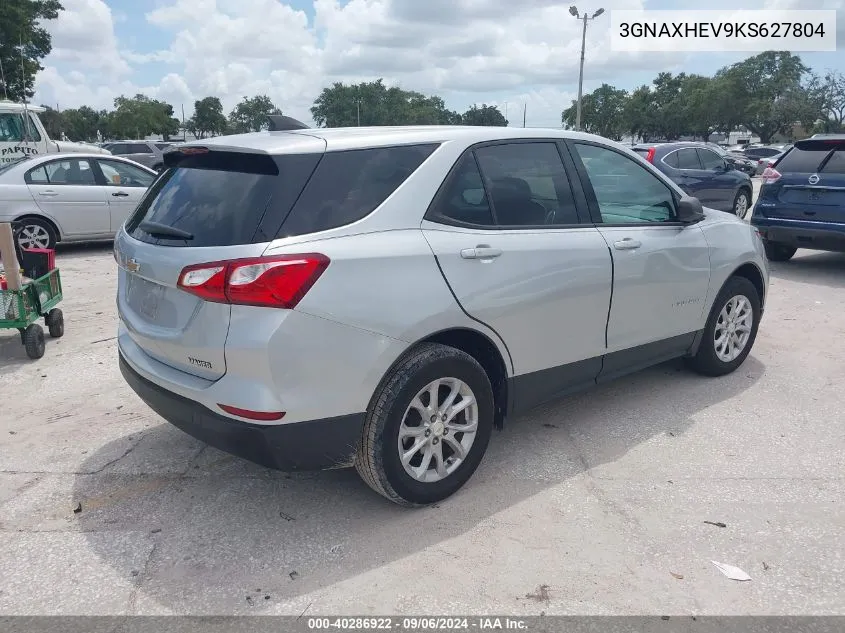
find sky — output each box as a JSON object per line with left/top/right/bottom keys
{"left": 31, "top": 0, "right": 845, "bottom": 129}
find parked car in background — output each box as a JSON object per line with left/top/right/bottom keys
{"left": 755, "top": 145, "right": 793, "bottom": 175}
{"left": 741, "top": 145, "right": 784, "bottom": 163}
{"left": 633, "top": 142, "right": 754, "bottom": 217}
{"left": 704, "top": 142, "right": 756, "bottom": 175}
{"left": 115, "top": 126, "right": 768, "bottom": 506}
{"left": 751, "top": 135, "right": 845, "bottom": 261}
{"left": 103, "top": 140, "right": 173, "bottom": 171}
{"left": 0, "top": 152, "right": 156, "bottom": 249}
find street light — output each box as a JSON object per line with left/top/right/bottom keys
{"left": 569, "top": 6, "right": 604, "bottom": 132}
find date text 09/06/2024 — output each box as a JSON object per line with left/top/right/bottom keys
{"left": 307, "top": 617, "right": 529, "bottom": 630}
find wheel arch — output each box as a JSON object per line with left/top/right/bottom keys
{"left": 377, "top": 327, "right": 511, "bottom": 430}
{"left": 690, "top": 261, "right": 766, "bottom": 357}
{"left": 14, "top": 213, "right": 62, "bottom": 243}
{"left": 731, "top": 261, "right": 766, "bottom": 309}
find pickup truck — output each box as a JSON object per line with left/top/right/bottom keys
{"left": 1, "top": 101, "right": 110, "bottom": 164}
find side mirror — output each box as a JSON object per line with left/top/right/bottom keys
{"left": 677, "top": 196, "right": 705, "bottom": 224}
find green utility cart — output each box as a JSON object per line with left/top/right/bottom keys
{"left": 0, "top": 268, "right": 64, "bottom": 359}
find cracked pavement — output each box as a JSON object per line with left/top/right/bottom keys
{"left": 1, "top": 215, "right": 844, "bottom": 615}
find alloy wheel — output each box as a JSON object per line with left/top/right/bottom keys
{"left": 398, "top": 377, "right": 479, "bottom": 483}
{"left": 714, "top": 295, "right": 753, "bottom": 362}
{"left": 18, "top": 224, "right": 51, "bottom": 249}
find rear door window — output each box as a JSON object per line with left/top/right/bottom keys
{"left": 129, "top": 143, "right": 152, "bottom": 154}
{"left": 428, "top": 153, "right": 495, "bottom": 227}
{"left": 676, "top": 149, "right": 701, "bottom": 170}
{"left": 278, "top": 144, "right": 438, "bottom": 237}
{"left": 662, "top": 151, "right": 679, "bottom": 168}
{"left": 473, "top": 142, "right": 580, "bottom": 226}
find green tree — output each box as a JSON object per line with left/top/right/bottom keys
{"left": 0, "top": 0, "right": 63, "bottom": 102}
{"left": 61, "top": 105, "right": 101, "bottom": 141}
{"left": 187, "top": 96, "right": 227, "bottom": 138}
{"left": 227, "top": 95, "right": 281, "bottom": 133}
{"left": 621, "top": 85, "right": 655, "bottom": 143}
{"left": 38, "top": 104, "right": 63, "bottom": 138}
{"left": 562, "top": 84, "right": 627, "bottom": 140}
{"left": 815, "top": 71, "right": 845, "bottom": 133}
{"left": 106, "top": 94, "right": 180, "bottom": 139}
{"left": 461, "top": 104, "right": 507, "bottom": 126}
{"left": 650, "top": 72, "right": 687, "bottom": 140}
{"left": 718, "top": 51, "right": 817, "bottom": 143}
{"left": 310, "top": 79, "right": 459, "bottom": 127}
{"left": 677, "top": 75, "right": 719, "bottom": 141}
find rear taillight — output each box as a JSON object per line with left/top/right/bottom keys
{"left": 177, "top": 254, "right": 329, "bottom": 308}
{"left": 645, "top": 147, "right": 655, "bottom": 163}
{"left": 761, "top": 167, "right": 781, "bottom": 184}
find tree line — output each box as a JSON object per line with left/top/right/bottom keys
{"left": 36, "top": 82, "right": 510, "bottom": 143}
{"left": 563, "top": 51, "right": 845, "bottom": 144}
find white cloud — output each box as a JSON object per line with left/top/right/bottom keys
{"left": 32, "top": 0, "right": 845, "bottom": 128}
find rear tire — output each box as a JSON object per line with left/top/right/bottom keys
{"left": 687, "top": 276, "right": 760, "bottom": 377}
{"left": 763, "top": 241, "right": 796, "bottom": 262}
{"left": 23, "top": 324, "right": 46, "bottom": 360}
{"left": 356, "top": 343, "right": 495, "bottom": 506}
{"left": 46, "top": 308, "right": 64, "bottom": 338}
{"left": 16, "top": 217, "right": 57, "bottom": 250}
{"left": 733, "top": 189, "right": 751, "bottom": 219}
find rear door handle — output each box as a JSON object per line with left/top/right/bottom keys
{"left": 460, "top": 246, "right": 502, "bottom": 260}
{"left": 613, "top": 238, "right": 642, "bottom": 251}
{"left": 112, "top": 191, "right": 129, "bottom": 197}
{"left": 38, "top": 190, "right": 58, "bottom": 197}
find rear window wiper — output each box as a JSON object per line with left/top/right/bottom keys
{"left": 138, "top": 221, "right": 194, "bottom": 240}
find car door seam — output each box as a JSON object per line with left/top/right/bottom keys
{"left": 420, "top": 231, "right": 515, "bottom": 375}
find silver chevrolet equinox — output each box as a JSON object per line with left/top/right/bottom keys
{"left": 115, "top": 125, "right": 769, "bottom": 506}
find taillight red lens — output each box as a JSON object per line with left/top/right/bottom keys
{"left": 761, "top": 167, "right": 781, "bottom": 184}
{"left": 645, "top": 147, "right": 655, "bottom": 163}
{"left": 177, "top": 254, "right": 329, "bottom": 309}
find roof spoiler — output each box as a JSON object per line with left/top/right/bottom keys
{"left": 794, "top": 137, "right": 845, "bottom": 151}
{"left": 267, "top": 115, "right": 310, "bottom": 131}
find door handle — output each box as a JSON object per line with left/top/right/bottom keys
{"left": 460, "top": 246, "right": 502, "bottom": 260}
{"left": 38, "top": 190, "right": 58, "bottom": 197}
{"left": 613, "top": 238, "right": 642, "bottom": 251}
{"left": 112, "top": 191, "right": 129, "bottom": 197}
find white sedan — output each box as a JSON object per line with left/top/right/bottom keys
{"left": 0, "top": 152, "right": 157, "bottom": 249}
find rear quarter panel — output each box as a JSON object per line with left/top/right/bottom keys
{"left": 697, "top": 211, "right": 769, "bottom": 319}
{"left": 264, "top": 229, "right": 514, "bottom": 404}
{"left": 0, "top": 183, "right": 48, "bottom": 224}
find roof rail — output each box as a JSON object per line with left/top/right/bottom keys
{"left": 267, "top": 115, "right": 309, "bottom": 131}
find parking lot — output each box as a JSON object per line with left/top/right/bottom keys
{"left": 1, "top": 178, "right": 844, "bottom": 616}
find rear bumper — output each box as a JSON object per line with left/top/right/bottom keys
{"left": 119, "top": 353, "right": 365, "bottom": 471}
{"left": 751, "top": 218, "right": 845, "bottom": 252}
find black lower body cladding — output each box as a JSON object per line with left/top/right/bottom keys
{"left": 119, "top": 354, "right": 365, "bottom": 471}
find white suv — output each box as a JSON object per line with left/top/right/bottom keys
{"left": 115, "top": 125, "right": 768, "bottom": 506}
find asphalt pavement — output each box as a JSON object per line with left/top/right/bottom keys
{"left": 1, "top": 185, "right": 843, "bottom": 615}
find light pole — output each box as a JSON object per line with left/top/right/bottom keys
{"left": 569, "top": 6, "right": 604, "bottom": 132}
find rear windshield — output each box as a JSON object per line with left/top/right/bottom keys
{"left": 777, "top": 148, "right": 834, "bottom": 173}
{"left": 632, "top": 148, "right": 649, "bottom": 156}
{"left": 125, "top": 143, "right": 438, "bottom": 247}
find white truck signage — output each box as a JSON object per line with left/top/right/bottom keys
{"left": 0, "top": 101, "right": 110, "bottom": 164}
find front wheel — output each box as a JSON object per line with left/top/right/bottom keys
{"left": 686, "top": 276, "right": 761, "bottom": 377}
{"left": 356, "top": 343, "right": 495, "bottom": 506}
{"left": 764, "top": 241, "right": 796, "bottom": 262}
